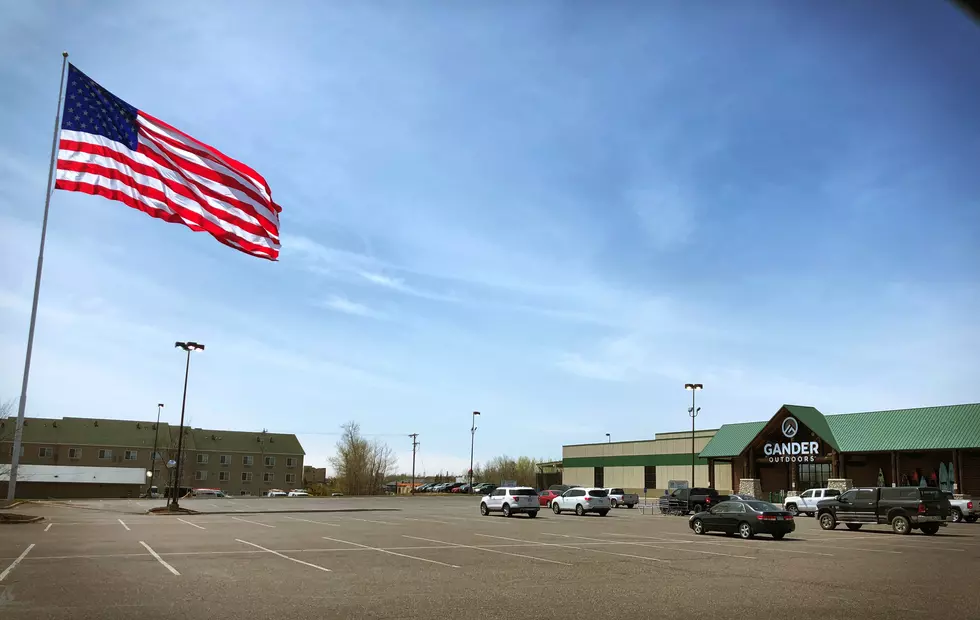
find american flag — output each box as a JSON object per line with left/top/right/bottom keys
{"left": 55, "top": 64, "right": 281, "bottom": 260}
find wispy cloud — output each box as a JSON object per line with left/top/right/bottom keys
{"left": 320, "top": 295, "right": 385, "bottom": 320}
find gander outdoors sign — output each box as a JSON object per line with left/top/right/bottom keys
{"left": 763, "top": 416, "right": 822, "bottom": 463}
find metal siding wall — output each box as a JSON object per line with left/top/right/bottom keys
{"left": 563, "top": 467, "right": 593, "bottom": 487}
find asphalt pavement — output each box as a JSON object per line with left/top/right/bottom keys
{"left": 1, "top": 496, "right": 978, "bottom": 619}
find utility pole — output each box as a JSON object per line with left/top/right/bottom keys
{"left": 685, "top": 383, "right": 703, "bottom": 488}
{"left": 410, "top": 433, "right": 419, "bottom": 494}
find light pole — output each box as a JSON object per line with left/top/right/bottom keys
{"left": 147, "top": 402, "right": 163, "bottom": 498}
{"left": 172, "top": 341, "right": 204, "bottom": 510}
{"left": 606, "top": 433, "right": 611, "bottom": 443}
{"left": 469, "top": 411, "right": 480, "bottom": 493}
{"left": 685, "top": 383, "right": 703, "bottom": 487}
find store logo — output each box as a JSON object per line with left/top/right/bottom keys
{"left": 781, "top": 417, "right": 799, "bottom": 439}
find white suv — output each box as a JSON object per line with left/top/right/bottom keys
{"left": 783, "top": 488, "right": 840, "bottom": 516}
{"left": 480, "top": 487, "right": 540, "bottom": 518}
{"left": 552, "top": 487, "right": 611, "bottom": 516}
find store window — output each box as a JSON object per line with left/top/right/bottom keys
{"left": 644, "top": 466, "right": 657, "bottom": 490}
{"left": 594, "top": 467, "right": 604, "bottom": 488}
{"left": 799, "top": 463, "right": 831, "bottom": 490}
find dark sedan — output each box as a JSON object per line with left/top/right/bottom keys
{"left": 689, "top": 500, "right": 795, "bottom": 540}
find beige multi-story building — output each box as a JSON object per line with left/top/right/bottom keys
{"left": 0, "top": 416, "right": 304, "bottom": 499}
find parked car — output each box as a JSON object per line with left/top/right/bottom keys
{"left": 537, "top": 489, "right": 561, "bottom": 507}
{"left": 451, "top": 484, "right": 472, "bottom": 494}
{"left": 416, "top": 483, "right": 436, "bottom": 492}
{"left": 552, "top": 487, "right": 611, "bottom": 516}
{"left": 264, "top": 490, "right": 288, "bottom": 498}
{"left": 549, "top": 484, "right": 577, "bottom": 493}
{"left": 942, "top": 491, "right": 978, "bottom": 523}
{"left": 663, "top": 487, "right": 730, "bottom": 514}
{"left": 287, "top": 489, "right": 309, "bottom": 497}
{"left": 479, "top": 487, "right": 540, "bottom": 518}
{"left": 727, "top": 493, "right": 756, "bottom": 502}
{"left": 331, "top": 492, "right": 344, "bottom": 497}
{"left": 605, "top": 488, "right": 638, "bottom": 509}
{"left": 690, "top": 499, "right": 796, "bottom": 540}
{"left": 445, "top": 482, "right": 465, "bottom": 493}
{"left": 474, "top": 483, "right": 497, "bottom": 495}
{"left": 816, "top": 486, "right": 950, "bottom": 535}
{"left": 782, "top": 488, "right": 841, "bottom": 516}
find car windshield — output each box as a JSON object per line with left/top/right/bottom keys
{"left": 511, "top": 489, "right": 538, "bottom": 496}
{"left": 588, "top": 490, "right": 608, "bottom": 497}
{"left": 919, "top": 489, "right": 943, "bottom": 500}
{"left": 611, "top": 489, "right": 625, "bottom": 494}
{"left": 745, "top": 501, "right": 781, "bottom": 512}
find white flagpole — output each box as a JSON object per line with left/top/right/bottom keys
{"left": 6, "top": 52, "right": 69, "bottom": 502}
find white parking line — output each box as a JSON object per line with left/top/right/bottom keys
{"left": 236, "top": 539, "right": 332, "bottom": 573}
{"left": 560, "top": 533, "right": 757, "bottom": 560}
{"left": 44, "top": 523, "right": 53, "bottom": 532}
{"left": 138, "top": 541, "right": 179, "bottom": 576}
{"left": 350, "top": 518, "right": 394, "bottom": 525}
{"left": 476, "top": 533, "right": 670, "bottom": 563}
{"left": 403, "top": 518, "right": 454, "bottom": 526}
{"left": 177, "top": 518, "right": 206, "bottom": 530}
{"left": 118, "top": 519, "right": 130, "bottom": 531}
{"left": 322, "top": 536, "right": 459, "bottom": 568}
{"left": 0, "top": 544, "right": 35, "bottom": 582}
{"left": 284, "top": 516, "right": 341, "bottom": 527}
{"left": 231, "top": 516, "right": 275, "bottom": 528}
{"left": 403, "top": 535, "right": 571, "bottom": 566}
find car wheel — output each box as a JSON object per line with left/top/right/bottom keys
{"left": 845, "top": 523, "right": 862, "bottom": 531}
{"left": 553, "top": 502, "right": 561, "bottom": 515}
{"left": 693, "top": 504, "right": 703, "bottom": 514}
{"left": 480, "top": 503, "right": 489, "bottom": 516}
{"left": 772, "top": 532, "right": 786, "bottom": 540}
{"left": 597, "top": 510, "right": 609, "bottom": 517}
{"left": 951, "top": 508, "right": 963, "bottom": 523}
{"left": 575, "top": 504, "right": 585, "bottom": 516}
{"left": 610, "top": 499, "right": 618, "bottom": 508}
{"left": 819, "top": 512, "right": 837, "bottom": 530}
{"left": 785, "top": 503, "right": 798, "bottom": 516}
{"left": 738, "top": 522, "right": 754, "bottom": 539}
{"left": 627, "top": 504, "right": 635, "bottom": 509}
{"left": 891, "top": 515, "right": 911, "bottom": 535}
{"left": 502, "top": 503, "right": 512, "bottom": 518}
{"left": 527, "top": 511, "right": 538, "bottom": 519}
{"left": 692, "top": 518, "right": 705, "bottom": 535}
{"left": 920, "top": 523, "right": 940, "bottom": 535}
{"left": 965, "top": 516, "right": 978, "bottom": 523}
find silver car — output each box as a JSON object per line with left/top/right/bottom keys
{"left": 479, "top": 487, "right": 540, "bottom": 518}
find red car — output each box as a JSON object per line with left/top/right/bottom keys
{"left": 538, "top": 489, "right": 561, "bottom": 507}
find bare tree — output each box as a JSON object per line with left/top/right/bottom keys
{"left": 1, "top": 399, "right": 16, "bottom": 479}
{"left": 474, "top": 455, "right": 547, "bottom": 487}
{"left": 329, "top": 421, "right": 399, "bottom": 495}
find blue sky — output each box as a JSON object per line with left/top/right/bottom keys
{"left": 1, "top": 2, "right": 978, "bottom": 476}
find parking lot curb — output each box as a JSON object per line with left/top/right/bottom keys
{"left": 0, "top": 514, "right": 45, "bottom": 524}
{"left": 145, "top": 508, "right": 403, "bottom": 516}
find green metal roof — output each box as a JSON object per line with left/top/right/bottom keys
{"left": 185, "top": 428, "right": 305, "bottom": 455}
{"left": 1, "top": 417, "right": 171, "bottom": 448}
{"left": 701, "top": 403, "right": 980, "bottom": 458}
{"left": 783, "top": 404, "right": 839, "bottom": 450}
{"left": 827, "top": 404, "right": 980, "bottom": 452}
{"left": 699, "top": 421, "right": 766, "bottom": 458}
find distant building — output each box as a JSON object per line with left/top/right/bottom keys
{"left": 303, "top": 466, "right": 327, "bottom": 486}
{"left": 0, "top": 416, "right": 305, "bottom": 499}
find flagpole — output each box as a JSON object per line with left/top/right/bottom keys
{"left": 6, "top": 52, "right": 69, "bottom": 502}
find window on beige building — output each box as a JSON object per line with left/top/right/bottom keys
{"left": 125, "top": 450, "right": 138, "bottom": 460}
{"left": 195, "top": 471, "right": 207, "bottom": 481}
{"left": 285, "top": 473, "right": 296, "bottom": 484}
{"left": 286, "top": 457, "right": 297, "bottom": 468}
{"left": 197, "top": 453, "right": 208, "bottom": 464}
{"left": 264, "top": 456, "right": 276, "bottom": 467}
{"left": 241, "top": 472, "right": 253, "bottom": 482}
{"left": 8, "top": 446, "right": 24, "bottom": 457}
{"left": 220, "top": 454, "right": 231, "bottom": 466}
{"left": 68, "top": 447, "right": 82, "bottom": 460}
{"left": 98, "top": 449, "right": 113, "bottom": 460}
{"left": 38, "top": 447, "right": 53, "bottom": 458}
{"left": 264, "top": 472, "right": 274, "bottom": 483}
{"left": 243, "top": 455, "right": 254, "bottom": 466}
{"left": 219, "top": 471, "right": 230, "bottom": 482}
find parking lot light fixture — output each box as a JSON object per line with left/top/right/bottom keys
{"left": 606, "top": 433, "right": 611, "bottom": 443}
{"left": 172, "top": 341, "right": 204, "bottom": 510}
{"left": 469, "top": 412, "right": 480, "bottom": 493}
{"left": 685, "top": 383, "right": 703, "bottom": 487}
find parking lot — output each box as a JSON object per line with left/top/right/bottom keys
{"left": 2, "top": 497, "right": 979, "bottom": 619}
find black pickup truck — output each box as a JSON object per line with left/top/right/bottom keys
{"left": 816, "top": 486, "right": 950, "bottom": 535}
{"left": 660, "top": 487, "right": 730, "bottom": 515}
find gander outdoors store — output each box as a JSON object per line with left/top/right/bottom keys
{"left": 562, "top": 403, "right": 980, "bottom": 498}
